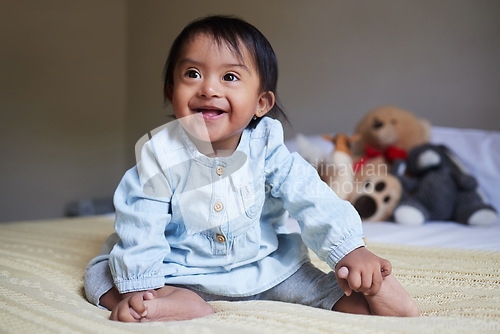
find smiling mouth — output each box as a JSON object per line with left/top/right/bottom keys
{"left": 196, "top": 109, "right": 226, "bottom": 120}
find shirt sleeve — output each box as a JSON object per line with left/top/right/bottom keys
{"left": 109, "top": 139, "right": 173, "bottom": 294}
{"left": 263, "top": 120, "right": 365, "bottom": 270}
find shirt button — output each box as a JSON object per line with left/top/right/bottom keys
{"left": 216, "top": 234, "right": 226, "bottom": 243}
{"left": 214, "top": 202, "right": 223, "bottom": 212}
{"left": 216, "top": 166, "right": 224, "bottom": 176}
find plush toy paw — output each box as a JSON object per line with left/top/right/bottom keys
{"left": 393, "top": 205, "right": 425, "bottom": 225}
{"left": 467, "top": 208, "right": 498, "bottom": 226}
{"left": 350, "top": 170, "right": 402, "bottom": 222}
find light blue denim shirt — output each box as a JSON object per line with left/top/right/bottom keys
{"left": 108, "top": 117, "right": 364, "bottom": 296}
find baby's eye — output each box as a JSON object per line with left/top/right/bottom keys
{"left": 185, "top": 70, "right": 201, "bottom": 79}
{"left": 222, "top": 73, "right": 239, "bottom": 82}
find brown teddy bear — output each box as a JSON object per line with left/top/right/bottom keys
{"left": 303, "top": 106, "right": 430, "bottom": 222}
{"left": 351, "top": 105, "right": 431, "bottom": 165}
{"left": 330, "top": 105, "right": 431, "bottom": 222}
{"left": 318, "top": 134, "right": 402, "bottom": 222}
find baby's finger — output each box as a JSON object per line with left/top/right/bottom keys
{"left": 338, "top": 277, "right": 352, "bottom": 296}
{"left": 359, "top": 270, "right": 373, "bottom": 293}
{"left": 365, "top": 270, "right": 383, "bottom": 295}
{"left": 346, "top": 269, "right": 362, "bottom": 292}
{"left": 337, "top": 266, "right": 349, "bottom": 279}
{"left": 336, "top": 267, "right": 352, "bottom": 296}
{"left": 381, "top": 259, "right": 392, "bottom": 277}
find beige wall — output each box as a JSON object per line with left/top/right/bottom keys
{"left": 1, "top": 0, "right": 499, "bottom": 222}
{"left": 0, "top": 1, "right": 127, "bottom": 222}
{"left": 126, "top": 0, "right": 500, "bottom": 145}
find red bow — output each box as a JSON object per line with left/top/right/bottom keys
{"left": 353, "top": 145, "right": 407, "bottom": 173}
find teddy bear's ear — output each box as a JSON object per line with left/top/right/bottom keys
{"left": 419, "top": 119, "right": 432, "bottom": 142}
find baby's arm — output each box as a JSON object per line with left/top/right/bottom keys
{"left": 335, "top": 246, "right": 391, "bottom": 296}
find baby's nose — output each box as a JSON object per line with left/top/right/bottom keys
{"left": 200, "top": 78, "right": 222, "bottom": 98}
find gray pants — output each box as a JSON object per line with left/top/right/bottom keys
{"left": 84, "top": 235, "right": 345, "bottom": 311}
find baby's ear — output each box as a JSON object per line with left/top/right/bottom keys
{"left": 257, "top": 91, "right": 275, "bottom": 117}
{"left": 165, "top": 86, "right": 173, "bottom": 102}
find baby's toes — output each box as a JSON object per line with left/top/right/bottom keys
{"left": 129, "top": 307, "right": 142, "bottom": 320}
{"left": 129, "top": 294, "right": 148, "bottom": 318}
{"left": 143, "top": 289, "right": 157, "bottom": 300}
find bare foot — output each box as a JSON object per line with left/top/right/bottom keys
{"left": 364, "top": 274, "right": 420, "bottom": 317}
{"left": 110, "top": 290, "right": 156, "bottom": 322}
{"left": 110, "top": 286, "right": 214, "bottom": 322}
{"left": 136, "top": 286, "right": 215, "bottom": 322}
{"left": 335, "top": 266, "right": 420, "bottom": 317}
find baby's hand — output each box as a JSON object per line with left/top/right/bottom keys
{"left": 335, "top": 246, "right": 391, "bottom": 296}
{"left": 110, "top": 290, "right": 157, "bottom": 322}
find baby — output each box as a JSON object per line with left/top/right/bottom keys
{"left": 84, "top": 15, "right": 420, "bottom": 322}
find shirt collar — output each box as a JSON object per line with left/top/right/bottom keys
{"left": 176, "top": 123, "right": 250, "bottom": 167}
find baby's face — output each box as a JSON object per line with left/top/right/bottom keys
{"left": 168, "top": 33, "right": 272, "bottom": 154}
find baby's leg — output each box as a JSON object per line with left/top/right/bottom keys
{"left": 333, "top": 274, "right": 420, "bottom": 317}
{"left": 99, "top": 287, "right": 122, "bottom": 311}
{"left": 110, "top": 286, "right": 215, "bottom": 322}
{"left": 332, "top": 291, "right": 371, "bottom": 315}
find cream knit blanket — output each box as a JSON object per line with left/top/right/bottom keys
{"left": 1, "top": 216, "right": 499, "bottom": 333}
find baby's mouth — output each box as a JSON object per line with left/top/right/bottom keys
{"left": 196, "top": 108, "right": 226, "bottom": 119}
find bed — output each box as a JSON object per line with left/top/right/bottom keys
{"left": 1, "top": 126, "right": 499, "bottom": 333}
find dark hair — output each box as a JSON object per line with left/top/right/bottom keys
{"left": 163, "top": 15, "right": 287, "bottom": 129}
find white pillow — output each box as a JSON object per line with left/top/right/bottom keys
{"left": 430, "top": 126, "right": 500, "bottom": 210}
